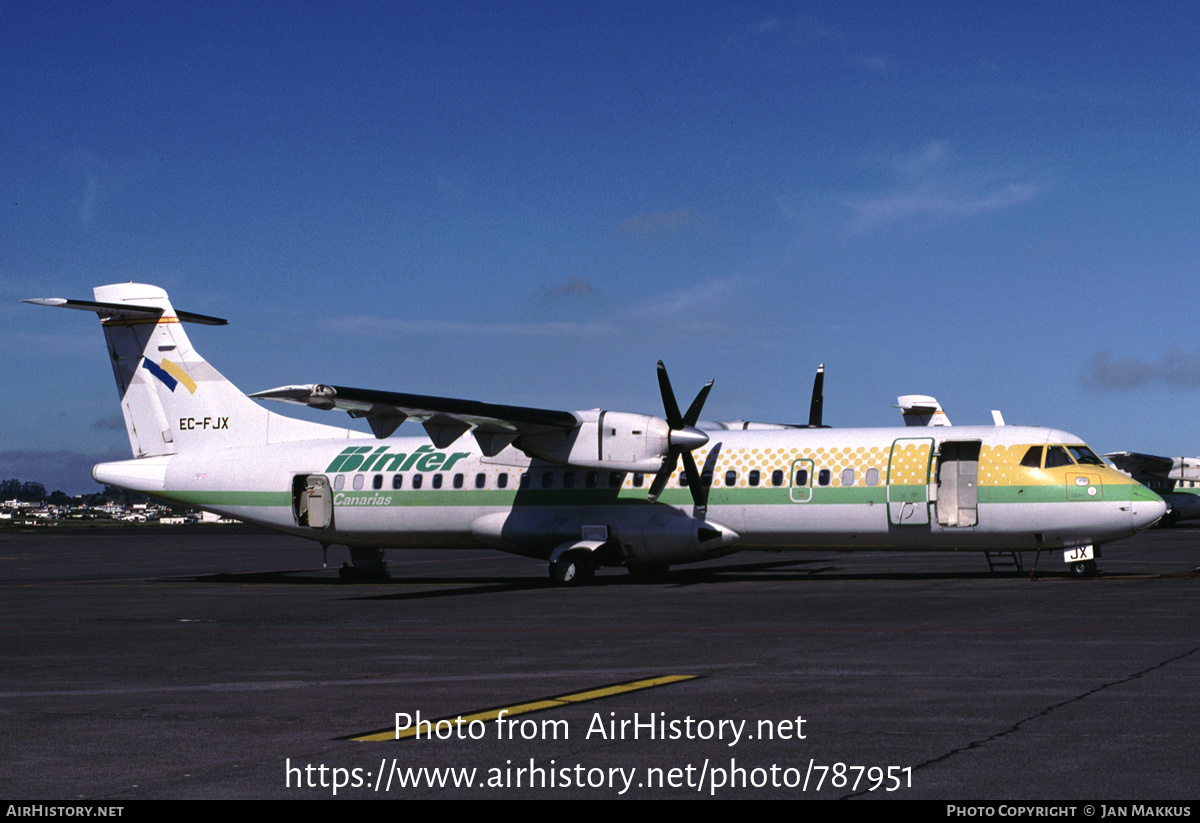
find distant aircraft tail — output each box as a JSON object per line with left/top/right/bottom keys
{"left": 896, "top": 395, "right": 952, "bottom": 427}
{"left": 26, "top": 283, "right": 341, "bottom": 458}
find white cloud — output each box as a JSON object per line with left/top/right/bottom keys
{"left": 788, "top": 141, "right": 1042, "bottom": 237}
{"left": 842, "top": 181, "right": 1040, "bottom": 235}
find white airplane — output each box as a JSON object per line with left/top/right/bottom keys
{"left": 1103, "top": 452, "right": 1200, "bottom": 525}
{"left": 27, "top": 283, "right": 1166, "bottom": 582}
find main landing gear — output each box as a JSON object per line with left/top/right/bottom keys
{"left": 1069, "top": 559, "right": 1098, "bottom": 577}
{"left": 549, "top": 550, "right": 595, "bottom": 585}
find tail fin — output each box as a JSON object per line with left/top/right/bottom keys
{"left": 26, "top": 283, "right": 341, "bottom": 457}
{"left": 896, "top": 395, "right": 952, "bottom": 427}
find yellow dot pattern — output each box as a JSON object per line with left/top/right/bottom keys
{"left": 887, "top": 442, "right": 931, "bottom": 485}
{"left": 615, "top": 441, "right": 1133, "bottom": 491}
{"left": 979, "top": 444, "right": 1022, "bottom": 486}
{"left": 620, "top": 445, "right": 897, "bottom": 488}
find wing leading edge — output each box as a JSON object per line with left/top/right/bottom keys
{"left": 251, "top": 383, "right": 580, "bottom": 449}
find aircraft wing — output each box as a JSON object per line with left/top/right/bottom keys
{"left": 253, "top": 361, "right": 713, "bottom": 486}
{"left": 1103, "top": 451, "right": 1174, "bottom": 478}
{"left": 251, "top": 384, "right": 580, "bottom": 448}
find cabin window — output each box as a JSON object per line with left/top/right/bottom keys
{"left": 841, "top": 468, "right": 855, "bottom": 487}
{"left": 353, "top": 474, "right": 364, "bottom": 490}
{"left": 609, "top": 472, "right": 623, "bottom": 488}
{"left": 475, "top": 473, "right": 486, "bottom": 489}
{"left": 333, "top": 475, "right": 345, "bottom": 490}
{"left": 432, "top": 474, "right": 443, "bottom": 489}
{"left": 542, "top": 471, "right": 555, "bottom": 489}
{"left": 865, "top": 468, "right": 879, "bottom": 487}
{"left": 632, "top": 473, "right": 644, "bottom": 487}
{"left": 771, "top": 470, "right": 784, "bottom": 487}
{"left": 412, "top": 474, "right": 423, "bottom": 489}
{"left": 392, "top": 474, "right": 403, "bottom": 490}
{"left": 372, "top": 474, "right": 383, "bottom": 490}
{"left": 498, "top": 473, "right": 509, "bottom": 489}
{"left": 563, "top": 471, "right": 576, "bottom": 489}
{"left": 749, "top": 470, "right": 760, "bottom": 487}
{"left": 795, "top": 468, "right": 809, "bottom": 486}
{"left": 725, "top": 470, "right": 737, "bottom": 487}
{"left": 679, "top": 471, "right": 688, "bottom": 486}
{"left": 1021, "top": 446, "right": 1044, "bottom": 468}
{"left": 701, "top": 471, "right": 713, "bottom": 487}
{"left": 586, "top": 471, "right": 597, "bottom": 489}
{"left": 453, "top": 473, "right": 464, "bottom": 489}
{"left": 818, "top": 469, "right": 831, "bottom": 486}
{"left": 520, "top": 472, "right": 530, "bottom": 489}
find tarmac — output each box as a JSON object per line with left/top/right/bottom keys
{"left": 1, "top": 523, "right": 1197, "bottom": 799}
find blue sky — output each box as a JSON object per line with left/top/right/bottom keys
{"left": 5, "top": 1, "right": 1200, "bottom": 493}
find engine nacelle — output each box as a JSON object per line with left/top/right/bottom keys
{"left": 517, "top": 410, "right": 671, "bottom": 473}
{"left": 613, "top": 509, "right": 740, "bottom": 565}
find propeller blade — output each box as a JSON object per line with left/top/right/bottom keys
{"left": 647, "top": 449, "right": 679, "bottom": 503}
{"left": 680, "top": 449, "right": 709, "bottom": 519}
{"left": 808, "top": 363, "right": 825, "bottom": 428}
{"left": 683, "top": 380, "right": 714, "bottom": 427}
{"left": 656, "top": 360, "right": 683, "bottom": 428}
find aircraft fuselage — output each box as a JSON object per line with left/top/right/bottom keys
{"left": 94, "top": 423, "right": 1161, "bottom": 567}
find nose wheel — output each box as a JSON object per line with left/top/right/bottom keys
{"left": 1069, "top": 559, "right": 1098, "bottom": 577}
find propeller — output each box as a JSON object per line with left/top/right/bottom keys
{"left": 648, "top": 361, "right": 713, "bottom": 516}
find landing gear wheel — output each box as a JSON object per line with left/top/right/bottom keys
{"left": 550, "top": 551, "right": 594, "bottom": 586}
{"left": 1069, "top": 560, "right": 1098, "bottom": 577}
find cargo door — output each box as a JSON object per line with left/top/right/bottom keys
{"left": 293, "top": 474, "right": 333, "bottom": 529}
{"left": 935, "top": 441, "right": 980, "bottom": 527}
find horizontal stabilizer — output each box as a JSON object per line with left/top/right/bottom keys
{"left": 23, "top": 297, "right": 227, "bottom": 325}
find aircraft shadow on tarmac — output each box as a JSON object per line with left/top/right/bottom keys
{"left": 167, "top": 555, "right": 1099, "bottom": 603}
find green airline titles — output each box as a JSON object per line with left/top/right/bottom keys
{"left": 325, "top": 445, "right": 472, "bottom": 474}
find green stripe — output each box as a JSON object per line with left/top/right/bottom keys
{"left": 161, "top": 490, "right": 291, "bottom": 507}
{"left": 155, "top": 482, "right": 1148, "bottom": 510}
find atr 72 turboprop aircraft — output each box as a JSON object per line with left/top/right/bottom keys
{"left": 28, "top": 283, "right": 1166, "bottom": 583}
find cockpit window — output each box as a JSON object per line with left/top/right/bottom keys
{"left": 1020, "top": 446, "right": 1044, "bottom": 468}
{"left": 1044, "top": 446, "right": 1073, "bottom": 468}
{"left": 1068, "top": 446, "right": 1104, "bottom": 466}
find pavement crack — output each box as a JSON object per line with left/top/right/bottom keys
{"left": 843, "top": 643, "right": 1200, "bottom": 799}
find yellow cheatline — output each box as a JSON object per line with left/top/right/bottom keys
{"left": 349, "top": 675, "right": 696, "bottom": 742}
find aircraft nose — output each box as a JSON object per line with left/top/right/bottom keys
{"left": 1130, "top": 484, "right": 1168, "bottom": 531}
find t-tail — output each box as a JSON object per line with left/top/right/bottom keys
{"left": 25, "top": 283, "right": 342, "bottom": 460}
{"left": 896, "top": 395, "right": 952, "bottom": 427}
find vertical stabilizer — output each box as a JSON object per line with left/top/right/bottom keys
{"left": 896, "top": 395, "right": 952, "bottom": 427}
{"left": 93, "top": 283, "right": 273, "bottom": 456}
{"left": 26, "top": 283, "right": 346, "bottom": 458}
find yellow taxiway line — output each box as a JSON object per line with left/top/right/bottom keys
{"left": 348, "top": 675, "right": 696, "bottom": 742}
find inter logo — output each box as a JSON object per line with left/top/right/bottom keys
{"left": 325, "top": 445, "right": 470, "bottom": 473}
